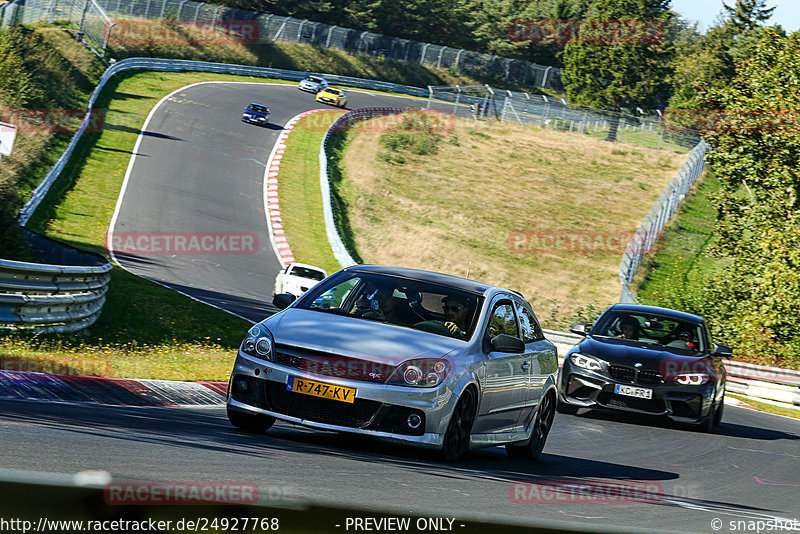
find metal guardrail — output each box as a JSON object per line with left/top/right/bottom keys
{"left": 319, "top": 107, "right": 406, "bottom": 268}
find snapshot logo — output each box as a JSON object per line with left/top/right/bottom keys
{"left": 510, "top": 480, "right": 664, "bottom": 504}
{"left": 663, "top": 109, "right": 800, "bottom": 134}
{"left": 110, "top": 20, "right": 260, "bottom": 45}
{"left": 1, "top": 357, "right": 112, "bottom": 377}
{"left": 509, "top": 19, "right": 664, "bottom": 44}
{"left": 509, "top": 230, "right": 658, "bottom": 255}
{"left": 104, "top": 481, "right": 258, "bottom": 505}
{"left": 108, "top": 231, "right": 259, "bottom": 256}
{"left": 0, "top": 108, "right": 105, "bottom": 133}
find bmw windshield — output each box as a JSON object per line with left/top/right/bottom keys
{"left": 590, "top": 311, "right": 706, "bottom": 354}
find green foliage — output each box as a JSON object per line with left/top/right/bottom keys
{"left": 561, "top": 0, "right": 674, "bottom": 111}
{"left": 722, "top": 0, "right": 776, "bottom": 32}
{"left": 696, "top": 29, "right": 800, "bottom": 367}
{"left": 377, "top": 111, "right": 448, "bottom": 162}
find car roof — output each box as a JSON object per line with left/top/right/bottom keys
{"left": 342, "top": 264, "right": 496, "bottom": 296}
{"left": 605, "top": 303, "right": 705, "bottom": 324}
{"left": 289, "top": 262, "right": 326, "bottom": 273}
{"left": 248, "top": 103, "right": 267, "bottom": 107}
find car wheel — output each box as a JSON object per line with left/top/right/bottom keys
{"left": 556, "top": 398, "right": 579, "bottom": 415}
{"left": 699, "top": 399, "right": 721, "bottom": 433}
{"left": 440, "top": 387, "right": 476, "bottom": 462}
{"left": 713, "top": 397, "right": 724, "bottom": 426}
{"left": 506, "top": 390, "right": 556, "bottom": 460}
{"left": 227, "top": 406, "right": 275, "bottom": 434}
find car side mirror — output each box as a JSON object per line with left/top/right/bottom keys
{"left": 713, "top": 343, "right": 732, "bottom": 358}
{"left": 570, "top": 323, "right": 592, "bottom": 336}
{"left": 273, "top": 293, "right": 297, "bottom": 310}
{"left": 490, "top": 334, "right": 525, "bottom": 353}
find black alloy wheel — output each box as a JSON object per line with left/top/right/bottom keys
{"left": 441, "top": 388, "right": 477, "bottom": 461}
{"left": 227, "top": 406, "right": 275, "bottom": 434}
{"left": 507, "top": 390, "right": 556, "bottom": 460}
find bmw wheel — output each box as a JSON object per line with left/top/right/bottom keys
{"left": 441, "top": 388, "right": 476, "bottom": 462}
{"left": 227, "top": 406, "right": 275, "bottom": 434}
{"left": 507, "top": 390, "right": 556, "bottom": 460}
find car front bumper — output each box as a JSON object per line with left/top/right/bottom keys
{"left": 227, "top": 352, "right": 458, "bottom": 448}
{"left": 557, "top": 359, "right": 717, "bottom": 424}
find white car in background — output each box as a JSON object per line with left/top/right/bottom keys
{"left": 298, "top": 75, "right": 329, "bottom": 93}
{"left": 273, "top": 263, "right": 327, "bottom": 298}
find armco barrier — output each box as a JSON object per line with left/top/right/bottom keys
{"left": 542, "top": 328, "right": 799, "bottom": 409}
{"left": 319, "top": 107, "right": 406, "bottom": 268}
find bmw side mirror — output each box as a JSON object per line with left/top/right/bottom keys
{"left": 273, "top": 293, "right": 297, "bottom": 310}
{"left": 713, "top": 343, "right": 732, "bottom": 358}
{"left": 490, "top": 334, "right": 525, "bottom": 353}
{"left": 570, "top": 323, "right": 592, "bottom": 336}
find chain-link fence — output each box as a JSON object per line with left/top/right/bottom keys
{"left": 0, "top": 0, "right": 565, "bottom": 91}
{"left": 619, "top": 140, "right": 709, "bottom": 303}
{"left": 427, "top": 85, "right": 701, "bottom": 150}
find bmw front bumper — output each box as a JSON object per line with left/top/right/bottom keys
{"left": 557, "top": 359, "right": 718, "bottom": 424}
{"left": 227, "top": 352, "right": 458, "bottom": 448}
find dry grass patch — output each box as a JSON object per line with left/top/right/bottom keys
{"left": 342, "top": 117, "right": 688, "bottom": 328}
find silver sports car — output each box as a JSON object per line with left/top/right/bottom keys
{"left": 226, "top": 264, "right": 559, "bottom": 461}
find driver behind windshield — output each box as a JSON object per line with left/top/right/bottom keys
{"left": 617, "top": 317, "right": 640, "bottom": 340}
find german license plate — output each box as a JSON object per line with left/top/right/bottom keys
{"left": 614, "top": 384, "right": 653, "bottom": 399}
{"left": 287, "top": 377, "right": 356, "bottom": 403}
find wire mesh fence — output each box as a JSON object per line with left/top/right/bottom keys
{"left": 618, "top": 140, "right": 709, "bottom": 303}
{"left": 0, "top": 0, "right": 565, "bottom": 91}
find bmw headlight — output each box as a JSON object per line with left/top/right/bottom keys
{"left": 241, "top": 324, "right": 274, "bottom": 361}
{"left": 674, "top": 373, "right": 709, "bottom": 385}
{"left": 570, "top": 353, "right": 605, "bottom": 372}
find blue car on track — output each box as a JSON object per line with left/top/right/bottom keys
{"left": 242, "top": 103, "right": 270, "bottom": 126}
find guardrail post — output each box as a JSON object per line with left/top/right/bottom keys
{"left": 419, "top": 42, "right": 430, "bottom": 65}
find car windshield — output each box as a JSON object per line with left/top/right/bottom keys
{"left": 306, "top": 77, "right": 323, "bottom": 83}
{"left": 590, "top": 311, "right": 706, "bottom": 353}
{"left": 298, "top": 271, "right": 482, "bottom": 340}
{"left": 326, "top": 89, "right": 341, "bottom": 95}
{"left": 291, "top": 266, "right": 325, "bottom": 281}
{"left": 246, "top": 104, "right": 267, "bottom": 113}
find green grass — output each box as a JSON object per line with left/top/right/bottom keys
{"left": 634, "top": 172, "right": 729, "bottom": 310}
{"left": 278, "top": 110, "right": 346, "bottom": 274}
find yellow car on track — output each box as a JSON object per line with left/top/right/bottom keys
{"left": 315, "top": 87, "right": 348, "bottom": 108}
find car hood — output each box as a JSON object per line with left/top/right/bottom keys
{"left": 245, "top": 112, "right": 267, "bottom": 118}
{"left": 263, "top": 308, "right": 464, "bottom": 365}
{"left": 575, "top": 337, "right": 710, "bottom": 372}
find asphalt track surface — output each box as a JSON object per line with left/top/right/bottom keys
{"left": 7, "top": 81, "right": 800, "bottom": 532}
{"left": 0, "top": 398, "right": 798, "bottom": 532}
{"left": 109, "top": 82, "right": 426, "bottom": 322}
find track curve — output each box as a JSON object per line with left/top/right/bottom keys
{"left": 108, "top": 81, "right": 426, "bottom": 322}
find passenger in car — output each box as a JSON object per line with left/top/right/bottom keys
{"left": 618, "top": 317, "right": 641, "bottom": 340}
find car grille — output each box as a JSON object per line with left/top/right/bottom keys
{"left": 597, "top": 391, "right": 666, "bottom": 414}
{"left": 266, "top": 382, "right": 381, "bottom": 428}
{"left": 274, "top": 344, "right": 394, "bottom": 383}
{"left": 609, "top": 365, "right": 663, "bottom": 386}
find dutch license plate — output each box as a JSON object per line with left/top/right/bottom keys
{"left": 614, "top": 384, "right": 653, "bottom": 399}
{"left": 287, "top": 376, "right": 356, "bottom": 404}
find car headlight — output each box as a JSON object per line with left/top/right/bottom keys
{"left": 241, "top": 324, "right": 274, "bottom": 361}
{"left": 570, "top": 353, "right": 604, "bottom": 372}
{"left": 386, "top": 359, "right": 450, "bottom": 387}
{"left": 674, "top": 373, "right": 709, "bottom": 385}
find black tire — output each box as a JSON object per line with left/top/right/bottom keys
{"left": 714, "top": 397, "right": 724, "bottom": 426}
{"left": 506, "top": 390, "right": 556, "bottom": 460}
{"left": 699, "top": 400, "right": 721, "bottom": 433}
{"left": 556, "top": 398, "right": 579, "bottom": 415}
{"left": 227, "top": 406, "right": 275, "bottom": 434}
{"left": 440, "top": 388, "right": 476, "bottom": 462}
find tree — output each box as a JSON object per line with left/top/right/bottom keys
{"left": 722, "top": 0, "right": 775, "bottom": 31}
{"left": 700, "top": 29, "right": 800, "bottom": 365}
{"left": 561, "top": 0, "right": 674, "bottom": 141}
